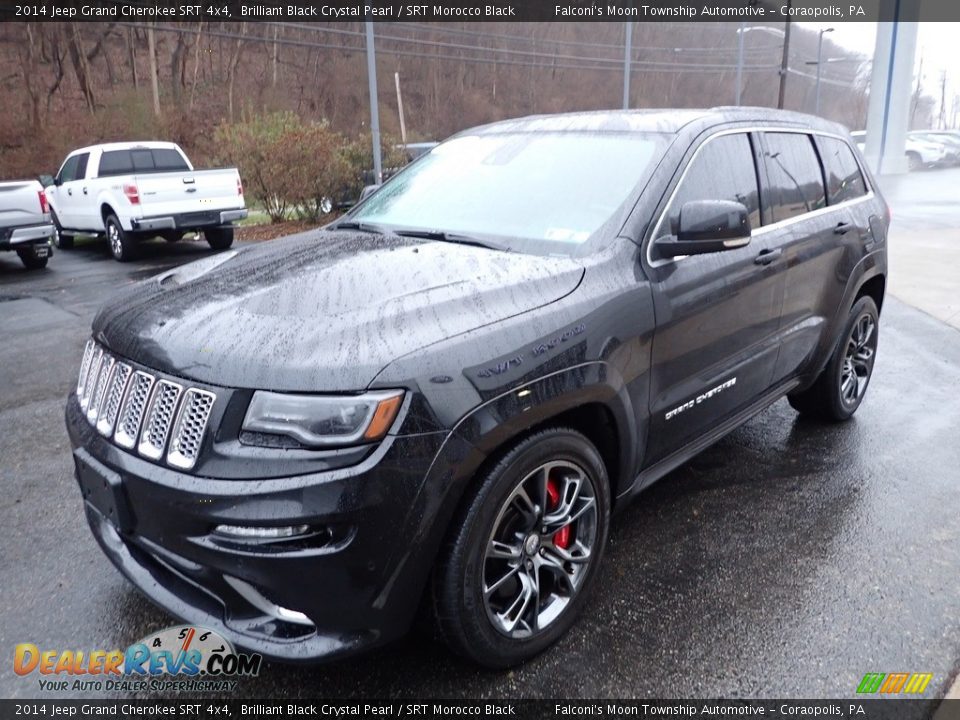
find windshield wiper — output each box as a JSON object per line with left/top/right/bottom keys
{"left": 392, "top": 229, "right": 510, "bottom": 252}
{"left": 330, "top": 220, "right": 398, "bottom": 236}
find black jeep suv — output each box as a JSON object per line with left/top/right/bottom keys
{"left": 66, "top": 108, "right": 888, "bottom": 668}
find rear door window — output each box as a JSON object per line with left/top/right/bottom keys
{"left": 762, "top": 133, "right": 827, "bottom": 222}
{"left": 817, "top": 136, "right": 867, "bottom": 205}
{"left": 74, "top": 153, "right": 90, "bottom": 181}
{"left": 659, "top": 132, "right": 761, "bottom": 237}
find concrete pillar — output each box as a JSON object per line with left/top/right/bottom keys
{"left": 863, "top": 16, "right": 919, "bottom": 175}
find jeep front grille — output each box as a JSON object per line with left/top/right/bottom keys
{"left": 75, "top": 343, "right": 216, "bottom": 471}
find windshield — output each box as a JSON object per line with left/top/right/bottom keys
{"left": 348, "top": 131, "right": 669, "bottom": 256}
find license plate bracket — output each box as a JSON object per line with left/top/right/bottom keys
{"left": 74, "top": 449, "right": 135, "bottom": 533}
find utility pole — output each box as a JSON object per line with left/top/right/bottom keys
{"left": 365, "top": 20, "right": 382, "bottom": 185}
{"left": 777, "top": 7, "right": 792, "bottom": 109}
{"left": 622, "top": 22, "right": 632, "bottom": 110}
{"left": 910, "top": 51, "right": 923, "bottom": 130}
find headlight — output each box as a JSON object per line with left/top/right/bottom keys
{"left": 242, "top": 390, "right": 404, "bottom": 448}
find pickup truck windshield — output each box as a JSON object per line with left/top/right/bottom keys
{"left": 350, "top": 131, "right": 668, "bottom": 255}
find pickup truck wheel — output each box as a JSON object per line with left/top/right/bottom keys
{"left": 431, "top": 428, "right": 610, "bottom": 668}
{"left": 51, "top": 210, "right": 73, "bottom": 249}
{"left": 204, "top": 226, "right": 234, "bottom": 250}
{"left": 787, "top": 296, "right": 879, "bottom": 421}
{"left": 17, "top": 248, "right": 49, "bottom": 270}
{"left": 105, "top": 215, "right": 136, "bottom": 262}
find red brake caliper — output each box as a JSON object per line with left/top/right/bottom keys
{"left": 546, "top": 474, "right": 572, "bottom": 550}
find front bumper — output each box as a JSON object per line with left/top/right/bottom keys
{"left": 131, "top": 208, "right": 248, "bottom": 232}
{"left": 66, "top": 394, "right": 450, "bottom": 663}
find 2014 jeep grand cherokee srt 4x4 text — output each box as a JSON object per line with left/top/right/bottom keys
{"left": 66, "top": 109, "right": 888, "bottom": 668}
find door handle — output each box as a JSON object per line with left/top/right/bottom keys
{"left": 67, "top": 188, "right": 72, "bottom": 196}
{"left": 754, "top": 248, "right": 782, "bottom": 266}
{"left": 82, "top": 187, "right": 88, "bottom": 195}
{"left": 834, "top": 222, "right": 852, "bottom": 235}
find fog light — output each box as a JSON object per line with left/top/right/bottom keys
{"left": 214, "top": 524, "right": 310, "bottom": 539}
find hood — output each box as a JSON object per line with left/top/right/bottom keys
{"left": 93, "top": 229, "right": 584, "bottom": 391}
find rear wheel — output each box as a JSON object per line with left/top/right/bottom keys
{"left": 105, "top": 214, "right": 136, "bottom": 262}
{"left": 204, "top": 226, "right": 234, "bottom": 250}
{"left": 51, "top": 210, "right": 73, "bottom": 249}
{"left": 431, "top": 428, "right": 610, "bottom": 668}
{"left": 17, "top": 247, "right": 49, "bottom": 270}
{"left": 788, "top": 296, "right": 879, "bottom": 421}
{"left": 906, "top": 151, "right": 922, "bottom": 172}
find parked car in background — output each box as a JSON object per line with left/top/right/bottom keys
{"left": 42, "top": 142, "right": 247, "bottom": 262}
{"left": 0, "top": 179, "right": 54, "bottom": 270}
{"left": 851, "top": 130, "right": 949, "bottom": 170}
{"left": 67, "top": 108, "right": 888, "bottom": 668}
{"left": 910, "top": 131, "right": 960, "bottom": 166}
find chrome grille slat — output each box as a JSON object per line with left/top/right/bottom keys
{"left": 76, "top": 340, "right": 95, "bottom": 399}
{"left": 79, "top": 347, "right": 104, "bottom": 411}
{"left": 114, "top": 371, "right": 155, "bottom": 449}
{"left": 167, "top": 389, "right": 216, "bottom": 470}
{"left": 138, "top": 380, "right": 183, "bottom": 460}
{"left": 97, "top": 363, "right": 132, "bottom": 437}
{"left": 87, "top": 355, "right": 115, "bottom": 424}
{"left": 76, "top": 341, "right": 216, "bottom": 470}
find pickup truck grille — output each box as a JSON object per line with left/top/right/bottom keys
{"left": 75, "top": 340, "right": 216, "bottom": 471}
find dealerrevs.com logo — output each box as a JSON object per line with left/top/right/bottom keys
{"left": 14, "top": 625, "right": 262, "bottom": 693}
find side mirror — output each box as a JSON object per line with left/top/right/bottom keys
{"left": 656, "top": 200, "right": 751, "bottom": 258}
{"left": 38, "top": 174, "right": 55, "bottom": 188}
{"left": 359, "top": 184, "right": 380, "bottom": 202}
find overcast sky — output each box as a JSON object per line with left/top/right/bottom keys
{"left": 803, "top": 22, "right": 960, "bottom": 116}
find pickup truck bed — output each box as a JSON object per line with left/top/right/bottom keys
{"left": 0, "top": 180, "right": 55, "bottom": 270}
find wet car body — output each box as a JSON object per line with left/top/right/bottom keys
{"left": 66, "top": 107, "right": 888, "bottom": 663}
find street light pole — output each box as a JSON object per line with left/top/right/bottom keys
{"left": 622, "top": 22, "right": 632, "bottom": 110}
{"left": 777, "top": 9, "right": 792, "bottom": 109}
{"left": 365, "top": 20, "right": 382, "bottom": 185}
{"left": 735, "top": 21, "right": 745, "bottom": 105}
{"left": 815, "top": 27, "right": 835, "bottom": 115}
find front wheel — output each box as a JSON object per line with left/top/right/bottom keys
{"left": 204, "top": 226, "right": 234, "bottom": 250}
{"left": 105, "top": 214, "right": 136, "bottom": 262}
{"left": 51, "top": 210, "right": 73, "bottom": 249}
{"left": 788, "top": 296, "right": 879, "bottom": 421}
{"left": 431, "top": 428, "right": 610, "bottom": 668}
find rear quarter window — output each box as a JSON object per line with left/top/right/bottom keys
{"left": 817, "top": 136, "right": 867, "bottom": 204}
{"left": 762, "top": 133, "right": 827, "bottom": 222}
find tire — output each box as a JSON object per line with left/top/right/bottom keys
{"left": 787, "top": 296, "right": 879, "bottom": 421}
{"left": 906, "top": 151, "right": 922, "bottom": 172}
{"left": 105, "top": 214, "right": 136, "bottom": 262}
{"left": 204, "top": 226, "right": 234, "bottom": 250}
{"left": 431, "top": 428, "right": 610, "bottom": 668}
{"left": 50, "top": 209, "right": 74, "bottom": 249}
{"left": 17, "top": 248, "right": 49, "bottom": 270}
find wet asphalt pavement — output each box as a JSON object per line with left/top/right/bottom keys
{"left": 1, "top": 184, "right": 959, "bottom": 702}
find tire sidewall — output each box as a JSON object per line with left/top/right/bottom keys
{"left": 446, "top": 429, "right": 610, "bottom": 667}
{"left": 106, "top": 215, "right": 128, "bottom": 261}
{"left": 824, "top": 296, "right": 879, "bottom": 420}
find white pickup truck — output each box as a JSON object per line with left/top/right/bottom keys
{"left": 0, "top": 179, "right": 55, "bottom": 270}
{"left": 43, "top": 142, "right": 247, "bottom": 262}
